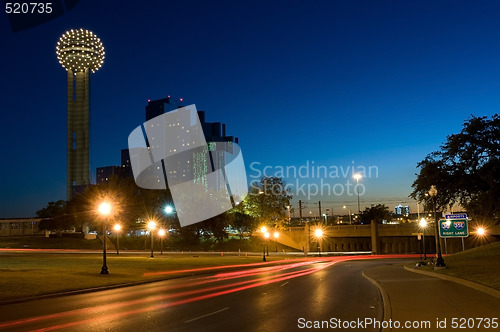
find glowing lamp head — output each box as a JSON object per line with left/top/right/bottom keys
{"left": 274, "top": 231, "right": 279, "bottom": 239}
{"left": 97, "top": 202, "right": 112, "bottom": 216}
{"left": 56, "top": 28, "right": 105, "bottom": 73}
{"left": 477, "top": 227, "right": 486, "bottom": 236}
{"left": 428, "top": 185, "right": 437, "bottom": 197}
{"left": 264, "top": 232, "right": 270, "bottom": 239}
{"left": 158, "top": 229, "right": 166, "bottom": 237}
{"left": 314, "top": 229, "right": 323, "bottom": 238}
{"left": 353, "top": 173, "right": 362, "bottom": 181}
{"left": 164, "top": 205, "right": 173, "bottom": 214}
{"left": 419, "top": 218, "right": 427, "bottom": 228}
{"left": 260, "top": 226, "right": 267, "bottom": 233}
{"left": 113, "top": 224, "right": 121, "bottom": 231}
{"left": 147, "top": 220, "right": 157, "bottom": 230}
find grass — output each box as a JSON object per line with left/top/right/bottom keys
{"left": 0, "top": 236, "right": 103, "bottom": 249}
{"left": 408, "top": 242, "right": 500, "bottom": 290}
{"left": 0, "top": 252, "right": 284, "bottom": 301}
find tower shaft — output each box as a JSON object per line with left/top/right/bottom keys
{"left": 66, "top": 69, "right": 90, "bottom": 200}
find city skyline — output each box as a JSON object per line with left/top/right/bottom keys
{"left": 2, "top": 1, "right": 500, "bottom": 217}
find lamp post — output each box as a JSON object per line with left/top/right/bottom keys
{"left": 314, "top": 228, "right": 323, "bottom": 257}
{"left": 428, "top": 186, "right": 445, "bottom": 267}
{"left": 273, "top": 231, "right": 279, "bottom": 252}
{"left": 158, "top": 228, "right": 166, "bottom": 255}
{"left": 286, "top": 205, "right": 291, "bottom": 223}
{"left": 343, "top": 205, "right": 352, "bottom": 224}
{"left": 353, "top": 174, "right": 362, "bottom": 213}
{"left": 264, "top": 231, "right": 270, "bottom": 257}
{"left": 113, "top": 223, "right": 121, "bottom": 255}
{"left": 97, "top": 201, "right": 112, "bottom": 274}
{"left": 419, "top": 218, "right": 427, "bottom": 260}
{"left": 261, "top": 226, "right": 268, "bottom": 261}
{"left": 147, "top": 220, "right": 156, "bottom": 258}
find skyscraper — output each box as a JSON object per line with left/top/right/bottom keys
{"left": 56, "top": 29, "right": 105, "bottom": 200}
{"left": 143, "top": 99, "right": 239, "bottom": 192}
{"left": 395, "top": 204, "right": 410, "bottom": 216}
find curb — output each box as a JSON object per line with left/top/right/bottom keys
{"left": 0, "top": 259, "right": 297, "bottom": 306}
{"left": 362, "top": 270, "right": 391, "bottom": 332}
{"left": 404, "top": 265, "right": 500, "bottom": 299}
{"left": 0, "top": 274, "right": 190, "bottom": 306}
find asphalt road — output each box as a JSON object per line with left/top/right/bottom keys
{"left": 0, "top": 257, "right": 408, "bottom": 332}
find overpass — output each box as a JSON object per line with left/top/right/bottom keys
{"left": 276, "top": 222, "right": 500, "bottom": 255}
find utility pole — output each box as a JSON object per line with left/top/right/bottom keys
{"left": 318, "top": 201, "right": 322, "bottom": 221}
{"left": 299, "top": 200, "right": 303, "bottom": 222}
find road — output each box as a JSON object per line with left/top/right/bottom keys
{"left": 0, "top": 257, "right": 409, "bottom": 332}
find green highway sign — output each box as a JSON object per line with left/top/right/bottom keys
{"left": 439, "top": 219, "right": 468, "bottom": 238}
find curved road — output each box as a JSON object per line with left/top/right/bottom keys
{"left": 0, "top": 257, "right": 410, "bottom": 332}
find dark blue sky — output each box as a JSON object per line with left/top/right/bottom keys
{"left": 2, "top": 0, "right": 500, "bottom": 217}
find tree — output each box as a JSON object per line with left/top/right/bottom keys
{"left": 244, "top": 177, "right": 292, "bottom": 229}
{"left": 37, "top": 200, "right": 68, "bottom": 231}
{"left": 200, "top": 211, "right": 233, "bottom": 244}
{"left": 231, "top": 211, "right": 256, "bottom": 239}
{"left": 36, "top": 200, "right": 66, "bottom": 218}
{"left": 359, "top": 204, "right": 392, "bottom": 224}
{"left": 410, "top": 114, "right": 500, "bottom": 224}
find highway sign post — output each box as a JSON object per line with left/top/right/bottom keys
{"left": 439, "top": 218, "right": 468, "bottom": 252}
{"left": 439, "top": 219, "right": 468, "bottom": 238}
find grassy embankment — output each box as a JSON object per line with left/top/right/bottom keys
{"left": 0, "top": 252, "right": 284, "bottom": 301}
{"left": 409, "top": 241, "right": 500, "bottom": 290}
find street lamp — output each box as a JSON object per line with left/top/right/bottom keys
{"left": 273, "top": 231, "right": 279, "bottom": 252}
{"left": 353, "top": 173, "right": 362, "bottom": 213}
{"left": 419, "top": 218, "right": 427, "bottom": 260}
{"left": 314, "top": 228, "right": 323, "bottom": 257}
{"left": 477, "top": 227, "right": 486, "bottom": 236}
{"left": 97, "top": 201, "right": 112, "bottom": 274}
{"left": 286, "top": 205, "right": 291, "bottom": 222}
{"left": 158, "top": 228, "right": 166, "bottom": 255}
{"left": 428, "top": 185, "right": 445, "bottom": 267}
{"left": 147, "top": 220, "right": 156, "bottom": 258}
{"left": 164, "top": 205, "right": 173, "bottom": 215}
{"left": 113, "top": 223, "right": 121, "bottom": 255}
{"left": 260, "top": 226, "right": 268, "bottom": 261}
{"left": 264, "top": 232, "right": 270, "bottom": 256}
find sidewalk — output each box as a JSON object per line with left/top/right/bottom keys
{"left": 364, "top": 263, "right": 500, "bottom": 331}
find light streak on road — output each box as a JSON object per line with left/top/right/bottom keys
{"left": 0, "top": 255, "right": 417, "bottom": 331}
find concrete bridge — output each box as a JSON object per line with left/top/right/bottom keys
{"left": 276, "top": 222, "right": 500, "bottom": 255}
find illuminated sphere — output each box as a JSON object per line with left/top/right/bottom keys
{"left": 56, "top": 28, "right": 105, "bottom": 73}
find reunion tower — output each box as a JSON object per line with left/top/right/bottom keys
{"left": 56, "top": 29, "right": 105, "bottom": 200}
